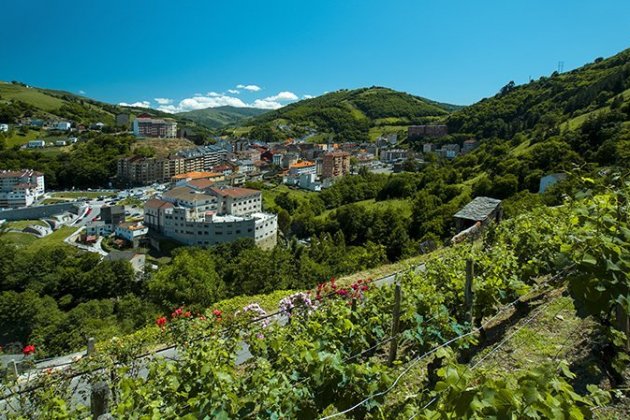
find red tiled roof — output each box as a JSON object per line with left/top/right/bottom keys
{"left": 210, "top": 186, "right": 259, "bottom": 198}
{"left": 144, "top": 199, "right": 174, "bottom": 209}
{"left": 187, "top": 179, "right": 215, "bottom": 189}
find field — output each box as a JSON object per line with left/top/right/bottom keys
{"left": 0, "top": 225, "right": 78, "bottom": 251}
{"left": 51, "top": 191, "right": 117, "bottom": 200}
{"left": 0, "top": 82, "right": 64, "bottom": 111}
{"left": 1, "top": 219, "right": 48, "bottom": 230}
{"left": 2, "top": 129, "right": 42, "bottom": 147}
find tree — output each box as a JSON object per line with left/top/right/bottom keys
{"left": 148, "top": 249, "right": 225, "bottom": 311}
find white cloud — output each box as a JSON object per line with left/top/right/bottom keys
{"left": 154, "top": 89, "right": 301, "bottom": 113}
{"left": 157, "top": 95, "right": 249, "bottom": 113}
{"left": 237, "top": 84, "right": 262, "bottom": 92}
{"left": 302, "top": 94, "right": 314, "bottom": 99}
{"left": 227, "top": 89, "right": 240, "bottom": 94}
{"left": 119, "top": 100, "right": 151, "bottom": 108}
{"left": 264, "top": 91, "right": 298, "bottom": 101}
{"left": 250, "top": 99, "right": 283, "bottom": 110}
{"left": 154, "top": 98, "right": 173, "bottom": 105}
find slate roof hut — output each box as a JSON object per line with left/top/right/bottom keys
{"left": 453, "top": 196, "right": 502, "bottom": 232}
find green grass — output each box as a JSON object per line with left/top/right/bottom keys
{"left": 1, "top": 219, "right": 48, "bottom": 230}
{"left": 0, "top": 231, "right": 38, "bottom": 247}
{"left": 368, "top": 124, "right": 407, "bottom": 141}
{"left": 261, "top": 184, "right": 316, "bottom": 211}
{"left": 2, "top": 129, "right": 42, "bottom": 147}
{"left": 0, "top": 225, "right": 80, "bottom": 251}
{"left": 0, "top": 82, "right": 65, "bottom": 111}
{"left": 51, "top": 191, "right": 116, "bottom": 200}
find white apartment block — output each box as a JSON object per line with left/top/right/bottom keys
{"left": 132, "top": 114, "right": 177, "bottom": 138}
{"left": 144, "top": 185, "right": 277, "bottom": 249}
{"left": 0, "top": 169, "right": 45, "bottom": 208}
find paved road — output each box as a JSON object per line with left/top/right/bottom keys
{"left": 0, "top": 263, "right": 426, "bottom": 414}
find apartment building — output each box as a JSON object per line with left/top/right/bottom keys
{"left": 132, "top": 114, "right": 177, "bottom": 138}
{"left": 0, "top": 169, "right": 45, "bottom": 208}
{"left": 144, "top": 185, "right": 276, "bottom": 249}
{"left": 322, "top": 151, "right": 350, "bottom": 179}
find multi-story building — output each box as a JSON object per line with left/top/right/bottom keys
{"left": 322, "top": 151, "right": 350, "bottom": 179}
{"left": 380, "top": 149, "right": 410, "bottom": 163}
{"left": 132, "top": 114, "right": 177, "bottom": 138}
{"left": 176, "top": 145, "right": 226, "bottom": 171}
{"left": 462, "top": 139, "right": 479, "bottom": 153}
{"left": 144, "top": 185, "right": 277, "bottom": 249}
{"left": 288, "top": 161, "right": 317, "bottom": 176}
{"left": 0, "top": 169, "right": 45, "bottom": 208}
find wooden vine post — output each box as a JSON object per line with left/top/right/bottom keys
{"left": 91, "top": 381, "right": 111, "bottom": 419}
{"left": 464, "top": 259, "right": 474, "bottom": 325}
{"left": 388, "top": 279, "right": 402, "bottom": 366}
{"left": 615, "top": 302, "right": 630, "bottom": 352}
{"left": 87, "top": 337, "right": 96, "bottom": 357}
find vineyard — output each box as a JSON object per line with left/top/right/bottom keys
{"left": 1, "top": 175, "right": 629, "bottom": 418}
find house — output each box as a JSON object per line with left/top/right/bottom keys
{"left": 90, "top": 122, "right": 105, "bottom": 130}
{"left": 462, "top": 139, "right": 479, "bottom": 153}
{"left": 115, "top": 222, "right": 148, "bottom": 246}
{"left": 380, "top": 149, "right": 409, "bottom": 163}
{"left": 408, "top": 125, "right": 448, "bottom": 139}
{"left": 423, "top": 143, "right": 436, "bottom": 153}
{"left": 0, "top": 169, "right": 45, "bottom": 208}
{"left": 105, "top": 250, "right": 146, "bottom": 274}
{"left": 55, "top": 121, "right": 72, "bottom": 131}
{"left": 322, "top": 151, "right": 350, "bottom": 178}
{"left": 55, "top": 140, "right": 67, "bottom": 147}
{"left": 453, "top": 196, "right": 502, "bottom": 232}
{"left": 539, "top": 173, "right": 567, "bottom": 193}
{"left": 441, "top": 144, "right": 461, "bottom": 159}
{"left": 0, "top": 124, "right": 8, "bottom": 132}
{"left": 27, "top": 140, "right": 46, "bottom": 148}
{"left": 237, "top": 160, "right": 255, "bottom": 174}
{"left": 288, "top": 161, "right": 316, "bottom": 176}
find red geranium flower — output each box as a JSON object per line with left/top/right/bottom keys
{"left": 171, "top": 308, "right": 183, "bottom": 318}
{"left": 336, "top": 289, "right": 349, "bottom": 296}
{"left": 23, "top": 345, "right": 36, "bottom": 356}
{"left": 213, "top": 309, "right": 222, "bottom": 317}
{"left": 184, "top": 311, "right": 192, "bottom": 318}
{"left": 156, "top": 316, "right": 167, "bottom": 328}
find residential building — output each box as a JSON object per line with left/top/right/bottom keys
{"left": 145, "top": 185, "right": 276, "bottom": 248}
{"left": 132, "top": 113, "right": 177, "bottom": 138}
{"left": 322, "top": 151, "right": 350, "bottom": 179}
{"left": 441, "top": 144, "right": 461, "bottom": 159}
{"left": 462, "top": 139, "right": 479, "bottom": 153}
{"left": 407, "top": 125, "right": 448, "bottom": 139}
{"left": 117, "top": 156, "right": 169, "bottom": 185}
{"left": 115, "top": 222, "right": 148, "bottom": 245}
{"left": 272, "top": 154, "right": 283, "bottom": 166}
{"left": 237, "top": 160, "right": 255, "bottom": 174}
{"left": 54, "top": 121, "right": 71, "bottom": 131}
{"left": 55, "top": 140, "right": 67, "bottom": 147}
{"left": 0, "top": 169, "right": 45, "bottom": 208}
{"left": 86, "top": 220, "right": 115, "bottom": 236}
{"left": 282, "top": 152, "right": 299, "bottom": 169}
{"left": 27, "top": 140, "right": 46, "bottom": 148}
{"left": 380, "top": 149, "right": 409, "bottom": 163}
{"left": 105, "top": 251, "right": 146, "bottom": 274}
{"left": 284, "top": 173, "right": 322, "bottom": 192}
{"left": 288, "top": 160, "right": 316, "bottom": 176}
{"left": 176, "top": 145, "right": 227, "bottom": 171}
{"left": 0, "top": 124, "right": 8, "bottom": 132}
{"left": 171, "top": 171, "right": 224, "bottom": 186}
{"left": 101, "top": 205, "right": 125, "bottom": 226}
{"left": 423, "top": 143, "right": 436, "bottom": 153}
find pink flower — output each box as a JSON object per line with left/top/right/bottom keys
{"left": 171, "top": 308, "right": 183, "bottom": 318}
{"left": 336, "top": 289, "right": 349, "bottom": 296}
{"left": 23, "top": 345, "right": 36, "bottom": 356}
{"left": 213, "top": 309, "right": 223, "bottom": 318}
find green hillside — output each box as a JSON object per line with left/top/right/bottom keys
{"left": 0, "top": 81, "right": 212, "bottom": 139}
{"left": 230, "top": 87, "right": 461, "bottom": 143}
{"left": 447, "top": 49, "right": 630, "bottom": 140}
{"left": 176, "top": 105, "right": 268, "bottom": 129}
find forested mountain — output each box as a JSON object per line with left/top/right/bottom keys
{"left": 447, "top": 49, "right": 630, "bottom": 140}
{"left": 234, "top": 87, "right": 461, "bottom": 142}
{"left": 176, "top": 106, "right": 268, "bottom": 129}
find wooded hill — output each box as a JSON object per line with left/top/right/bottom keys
{"left": 230, "top": 87, "right": 461, "bottom": 143}
{"left": 176, "top": 106, "right": 268, "bottom": 129}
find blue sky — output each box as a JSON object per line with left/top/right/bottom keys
{"left": 2, "top": 0, "right": 630, "bottom": 112}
